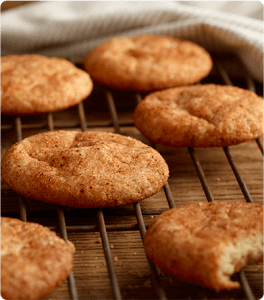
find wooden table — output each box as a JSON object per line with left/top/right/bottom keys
{"left": 1, "top": 68, "right": 264, "bottom": 300}
{"left": 1, "top": 55, "right": 263, "bottom": 300}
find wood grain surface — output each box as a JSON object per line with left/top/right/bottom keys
{"left": 1, "top": 56, "right": 263, "bottom": 300}
{"left": 1, "top": 70, "right": 264, "bottom": 300}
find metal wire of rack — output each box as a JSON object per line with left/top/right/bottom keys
{"left": 1, "top": 54, "right": 263, "bottom": 300}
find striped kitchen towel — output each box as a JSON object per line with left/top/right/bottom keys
{"left": 1, "top": 1, "right": 262, "bottom": 82}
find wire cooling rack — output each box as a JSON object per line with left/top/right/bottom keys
{"left": 1, "top": 53, "right": 263, "bottom": 300}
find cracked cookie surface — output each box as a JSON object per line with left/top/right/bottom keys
{"left": 83, "top": 34, "right": 213, "bottom": 91}
{"left": 1, "top": 54, "right": 93, "bottom": 114}
{"left": 133, "top": 84, "right": 263, "bottom": 147}
{"left": 1, "top": 130, "right": 169, "bottom": 207}
{"left": 144, "top": 201, "right": 263, "bottom": 291}
{"left": 1, "top": 217, "right": 73, "bottom": 300}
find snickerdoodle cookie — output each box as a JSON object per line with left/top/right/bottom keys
{"left": 1, "top": 54, "right": 93, "bottom": 114}
{"left": 1, "top": 217, "right": 74, "bottom": 300}
{"left": 1, "top": 130, "right": 169, "bottom": 208}
{"left": 134, "top": 84, "right": 263, "bottom": 147}
{"left": 144, "top": 201, "right": 263, "bottom": 291}
{"left": 83, "top": 34, "right": 212, "bottom": 91}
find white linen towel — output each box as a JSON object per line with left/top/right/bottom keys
{"left": 1, "top": 1, "right": 263, "bottom": 82}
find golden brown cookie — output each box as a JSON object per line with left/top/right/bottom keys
{"left": 1, "top": 130, "right": 169, "bottom": 208}
{"left": 1, "top": 217, "right": 74, "bottom": 300}
{"left": 83, "top": 34, "right": 212, "bottom": 91}
{"left": 144, "top": 201, "right": 263, "bottom": 291}
{"left": 134, "top": 84, "right": 263, "bottom": 147}
{"left": 1, "top": 54, "right": 93, "bottom": 114}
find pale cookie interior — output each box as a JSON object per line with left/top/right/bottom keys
{"left": 219, "top": 235, "right": 263, "bottom": 289}
{"left": 144, "top": 201, "right": 263, "bottom": 291}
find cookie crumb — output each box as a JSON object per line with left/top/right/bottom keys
{"left": 143, "top": 279, "right": 152, "bottom": 288}
{"left": 137, "top": 271, "right": 151, "bottom": 278}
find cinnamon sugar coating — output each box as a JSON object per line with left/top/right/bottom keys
{"left": 1, "top": 54, "right": 93, "bottom": 114}
{"left": 1, "top": 130, "right": 169, "bottom": 208}
{"left": 1, "top": 217, "right": 74, "bottom": 300}
{"left": 144, "top": 201, "right": 263, "bottom": 291}
{"left": 83, "top": 34, "right": 212, "bottom": 91}
{"left": 134, "top": 84, "right": 263, "bottom": 147}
